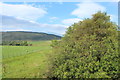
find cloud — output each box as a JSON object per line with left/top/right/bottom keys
{"left": 1, "top": 15, "right": 67, "bottom": 35}
{"left": 38, "top": 24, "right": 67, "bottom": 35}
{"left": 71, "top": 2, "right": 117, "bottom": 24}
{"left": 109, "top": 14, "right": 118, "bottom": 21}
{"left": 50, "top": 17, "right": 58, "bottom": 20}
{"left": 1, "top": 15, "right": 41, "bottom": 28}
{"left": 1, "top": 29, "right": 31, "bottom": 32}
{"left": 79, "top": 0, "right": 119, "bottom": 2}
{"left": 97, "top": 0, "right": 119, "bottom": 2}
{"left": 62, "top": 18, "right": 82, "bottom": 25}
{"left": 49, "top": 17, "right": 58, "bottom": 23}
{"left": 0, "top": 2, "right": 47, "bottom": 21}
{"left": 71, "top": 2, "right": 106, "bottom": 18}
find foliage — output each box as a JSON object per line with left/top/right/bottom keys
{"left": 50, "top": 40, "right": 60, "bottom": 48}
{"left": 51, "top": 11, "right": 119, "bottom": 78}
{"left": 1, "top": 41, "right": 30, "bottom": 46}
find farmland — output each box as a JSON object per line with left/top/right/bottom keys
{"left": 2, "top": 41, "right": 51, "bottom": 59}
{"left": 2, "top": 41, "right": 53, "bottom": 78}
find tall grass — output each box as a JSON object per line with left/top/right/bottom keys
{"left": 2, "top": 41, "right": 52, "bottom": 78}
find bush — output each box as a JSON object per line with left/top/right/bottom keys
{"left": 51, "top": 11, "right": 119, "bottom": 78}
{"left": 2, "top": 41, "right": 30, "bottom": 46}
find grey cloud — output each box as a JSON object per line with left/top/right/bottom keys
{"left": 1, "top": 15, "right": 67, "bottom": 35}
{"left": 1, "top": 15, "right": 40, "bottom": 28}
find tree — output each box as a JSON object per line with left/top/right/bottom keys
{"left": 51, "top": 11, "right": 119, "bottom": 78}
{"left": 1, "top": 40, "right": 29, "bottom": 46}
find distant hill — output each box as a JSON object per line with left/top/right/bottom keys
{"left": 1, "top": 31, "right": 61, "bottom": 41}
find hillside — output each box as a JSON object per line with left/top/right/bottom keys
{"left": 1, "top": 31, "right": 61, "bottom": 41}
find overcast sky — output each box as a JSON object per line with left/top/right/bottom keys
{"left": 0, "top": 1, "right": 118, "bottom": 36}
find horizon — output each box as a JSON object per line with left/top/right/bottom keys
{"left": 0, "top": 31, "right": 63, "bottom": 37}
{"left": 0, "top": 2, "right": 118, "bottom": 36}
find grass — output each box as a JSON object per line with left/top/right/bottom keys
{"left": 2, "top": 41, "right": 53, "bottom": 78}
{"left": 2, "top": 41, "right": 51, "bottom": 59}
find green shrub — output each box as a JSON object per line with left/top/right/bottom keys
{"left": 2, "top": 41, "right": 30, "bottom": 46}
{"left": 51, "top": 11, "right": 119, "bottom": 78}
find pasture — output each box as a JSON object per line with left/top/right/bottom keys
{"left": 2, "top": 41, "right": 53, "bottom": 78}
{"left": 2, "top": 41, "right": 51, "bottom": 59}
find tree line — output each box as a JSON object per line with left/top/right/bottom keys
{"left": 1, "top": 41, "right": 32, "bottom": 46}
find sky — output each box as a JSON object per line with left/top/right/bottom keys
{"left": 0, "top": 1, "right": 118, "bottom": 36}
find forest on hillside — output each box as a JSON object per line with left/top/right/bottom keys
{"left": 1, "top": 31, "right": 61, "bottom": 41}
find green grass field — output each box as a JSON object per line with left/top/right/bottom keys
{"left": 2, "top": 41, "right": 53, "bottom": 78}
{"left": 2, "top": 41, "right": 51, "bottom": 59}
